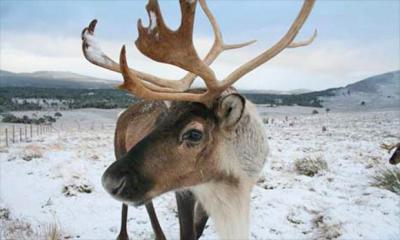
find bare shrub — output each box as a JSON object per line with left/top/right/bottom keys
{"left": 0, "top": 208, "right": 10, "bottom": 220}
{"left": 22, "top": 145, "right": 44, "bottom": 161}
{"left": 40, "top": 223, "right": 62, "bottom": 240}
{"left": 313, "top": 214, "right": 341, "bottom": 240}
{"left": 372, "top": 167, "right": 400, "bottom": 195}
{"left": 62, "top": 183, "right": 93, "bottom": 197}
{"left": 22, "top": 153, "right": 42, "bottom": 161}
{"left": 294, "top": 156, "right": 328, "bottom": 177}
{"left": 1, "top": 209, "right": 63, "bottom": 240}
{"left": 1, "top": 218, "right": 34, "bottom": 239}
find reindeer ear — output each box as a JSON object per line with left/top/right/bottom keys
{"left": 215, "top": 93, "right": 246, "bottom": 129}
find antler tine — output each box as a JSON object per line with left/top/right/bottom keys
{"left": 218, "top": 0, "right": 316, "bottom": 90}
{"left": 199, "top": 0, "right": 256, "bottom": 54}
{"left": 179, "top": 0, "right": 256, "bottom": 89}
{"left": 288, "top": 29, "right": 317, "bottom": 48}
{"left": 82, "top": 19, "right": 183, "bottom": 89}
{"left": 119, "top": 46, "right": 206, "bottom": 101}
{"left": 81, "top": 19, "right": 120, "bottom": 73}
{"left": 381, "top": 143, "right": 400, "bottom": 153}
{"left": 199, "top": 0, "right": 257, "bottom": 60}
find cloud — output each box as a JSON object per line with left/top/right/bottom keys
{"left": 1, "top": 31, "right": 398, "bottom": 91}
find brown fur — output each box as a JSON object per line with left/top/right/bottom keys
{"left": 131, "top": 102, "right": 221, "bottom": 202}
{"left": 114, "top": 101, "right": 167, "bottom": 159}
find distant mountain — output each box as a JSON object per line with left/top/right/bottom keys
{"left": 320, "top": 70, "right": 400, "bottom": 111}
{"left": 239, "top": 88, "right": 312, "bottom": 95}
{"left": 20, "top": 71, "right": 90, "bottom": 80}
{"left": 240, "top": 70, "right": 399, "bottom": 111}
{"left": 1, "top": 69, "right": 399, "bottom": 111}
{"left": 0, "top": 70, "right": 120, "bottom": 89}
{"left": 346, "top": 70, "right": 399, "bottom": 94}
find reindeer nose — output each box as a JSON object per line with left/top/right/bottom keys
{"left": 102, "top": 174, "right": 127, "bottom": 196}
{"left": 101, "top": 152, "right": 154, "bottom": 203}
{"left": 101, "top": 160, "right": 132, "bottom": 196}
{"left": 101, "top": 159, "right": 145, "bottom": 199}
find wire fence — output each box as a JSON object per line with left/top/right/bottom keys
{"left": 0, "top": 121, "right": 116, "bottom": 148}
{"left": 0, "top": 124, "right": 53, "bottom": 148}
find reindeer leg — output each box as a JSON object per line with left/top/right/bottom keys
{"left": 117, "top": 204, "right": 129, "bottom": 240}
{"left": 176, "top": 191, "right": 196, "bottom": 240}
{"left": 194, "top": 202, "right": 209, "bottom": 239}
{"left": 145, "top": 201, "right": 166, "bottom": 240}
{"left": 389, "top": 146, "right": 400, "bottom": 165}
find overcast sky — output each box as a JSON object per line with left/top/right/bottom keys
{"left": 1, "top": 0, "right": 399, "bottom": 91}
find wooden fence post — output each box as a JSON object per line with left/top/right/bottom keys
{"left": 5, "top": 128, "right": 8, "bottom": 147}
{"left": 12, "top": 126, "right": 15, "bottom": 143}
{"left": 20, "top": 128, "right": 22, "bottom": 142}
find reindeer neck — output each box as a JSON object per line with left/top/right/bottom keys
{"left": 192, "top": 179, "right": 253, "bottom": 239}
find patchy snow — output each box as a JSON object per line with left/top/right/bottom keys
{"left": 82, "top": 30, "right": 112, "bottom": 66}
{"left": 1, "top": 107, "right": 399, "bottom": 239}
{"left": 320, "top": 70, "right": 400, "bottom": 112}
{"left": 149, "top": 11, "right": 157, "bottom": 31}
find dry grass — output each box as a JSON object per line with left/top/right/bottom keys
{"left": 22, "top": 144, "right": 44, "bottom": 161}
{"left": 294, "top": 156, "right": 328, "bottom": 177}
{"left": 372, "top": 167, "right": 400, "bottom": 195}
{"left": 1, "top": 207, "right": 63, "bottom": 240}
{"left": 313, "top": 214, "right": 341, "bottom": 240}
{"left": 41, "top": 223, "right": 62, "bottom": 240}
{"left": 62, "top": 183, "right": 93, "bottom": 197}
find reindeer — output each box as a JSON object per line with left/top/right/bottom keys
{"left": 381, "top": 143, "right": 400, "bottom": 165}
{"left": 82, "top": 1, "right": 257, "bottom": 239}
{"left": 82, "top": 0, "right": 316, "bottom": 239}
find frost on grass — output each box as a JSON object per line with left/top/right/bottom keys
{"left": 313, "top": 214, "right": 341, "bottom": 240}
{"left": 294, "top": 156, "right": 328, "bottom": 177}
{"left": 82, "top": 29, "right": 112, "bottom": 66}
{"left": 0, "top": 208, "right": 62, "bottom": 240}
{"left": 149, "top": 11, "right": 157, "bottom": 31}
{"left": 62, "top": 183, "right": 93, "bottom": 197}
{"left": 22, "top": 144, "right": 44, "bottom": 161}
{"left": 372, "top": 167, "right": 400, "bottom": 194}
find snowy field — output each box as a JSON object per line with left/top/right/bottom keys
{"left": 1, "top": 106, "right": 400, "bottom": 239}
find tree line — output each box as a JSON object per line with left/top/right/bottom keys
{"left": 0, "top": 86, "right": 336, "bottom": 112}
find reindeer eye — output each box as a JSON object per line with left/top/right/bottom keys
{"left": 183, "top": 129, "right": 203, "bottom": 142}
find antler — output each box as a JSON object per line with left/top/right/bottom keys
{"left": 120, "top": 0, "right": 317, "bottom": 104}
{"left": 381, "top": 143, "right": 400, "bottom": 153}
{"left": 81, "top": 1, "right": 255, "bottom": 91}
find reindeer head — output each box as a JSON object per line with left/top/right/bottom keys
{"left": 82, "top": 0, "right": 316, "bottom": 205}
{"left": 103, "top": 92, "right": 251, "bottom": 204}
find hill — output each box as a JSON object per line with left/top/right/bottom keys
{"left": 320, "top": 70, "right": 400, "bottom": 111}
{"left": 0, "top": 69, "right": 398, "bottom": 112}
{"left": 0, "top": 70, "right": 119, "bottom": 89}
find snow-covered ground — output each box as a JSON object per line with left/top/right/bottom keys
{"left": 1, "top": 107, "right": 399, "bottom": 239}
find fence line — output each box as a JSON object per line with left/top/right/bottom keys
{"left": 1, "top": 121, "right": 115, "bottom": 148}
{"left": 1, "top": 123, "right": 53, "bottom": 148}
